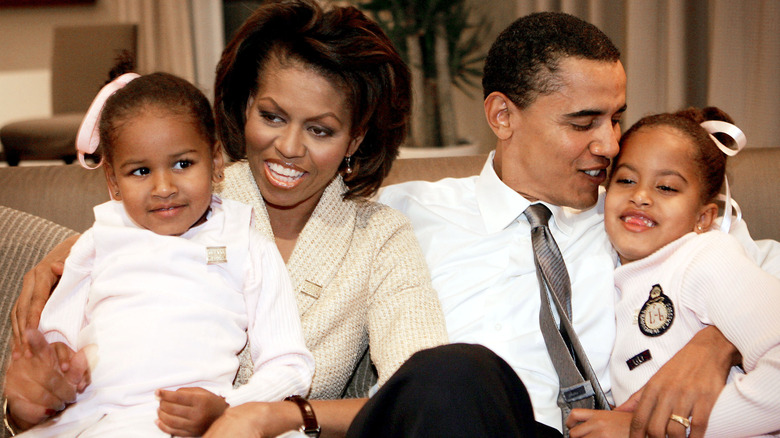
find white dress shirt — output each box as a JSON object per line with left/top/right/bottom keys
{"left": 379, "top": 152, "right": 617, "bottom": 432}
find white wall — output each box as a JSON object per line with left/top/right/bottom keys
{"left": 0, "top": 71, "right": 50, "bottom": 127}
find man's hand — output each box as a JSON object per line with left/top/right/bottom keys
{"left": 623, "top": 326, "right": 737, "bottom": 438}
{"left": 156, "top": 387, "right": 229, "bottom": 437}
{"left": 4, "top": 329, "right": 89, "bottom": 431}
{"left": 12, "top": 235, "right": 78, "bottom": 344}
{"left": 567, "top": 408, "right": 633, "bottom": 438}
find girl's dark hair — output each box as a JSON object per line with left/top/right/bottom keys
{"left": 214, "top": 0, "right": 411, "bottom": 199}
{"left": 98, "top": 58, "right": 215, "bottom": 163}
{"left": 617, "top": 106, "right": 734, "bottom": 203}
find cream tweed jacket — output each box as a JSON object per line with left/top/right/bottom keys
{"left": 217, "top": 162, "right": 448, "bottom": 399}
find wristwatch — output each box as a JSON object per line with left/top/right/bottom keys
{"left": 284, "top": 395, "right": 320, "bottom": 438}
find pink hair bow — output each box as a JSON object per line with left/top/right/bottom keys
{"left": 76, "top": 72, "right": 141, "bottom": 169}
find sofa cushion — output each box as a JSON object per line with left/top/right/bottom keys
{"left": 0, "top": 164, "right": 108, "bottom": 233}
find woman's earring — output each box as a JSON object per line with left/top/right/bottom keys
{"left": 344, "top": 155, "right": 353, "bottom": 174}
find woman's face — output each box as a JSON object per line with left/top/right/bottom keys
{"left": 244, "top": 57, "right": 362, "bottom": 214}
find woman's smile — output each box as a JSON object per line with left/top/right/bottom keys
{"left": 265, "top": 161, "right": 307, "bottom": 188}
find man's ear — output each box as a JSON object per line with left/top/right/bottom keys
{"left": 103, "top": 162, "right": 121, "bottom": 201}
{"left": 212, "top": 142, "right": 226, "bottom": 184}
{"left": 695, "top": 202, "right": 719, "bottom": 233}
{"left": 484, "top": 92, "right": 513, "bottom": 140}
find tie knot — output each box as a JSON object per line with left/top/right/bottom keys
{"left": 524, "top": 203, "right": 552, "bottom": 229}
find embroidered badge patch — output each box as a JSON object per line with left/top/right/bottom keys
{"left": 206, "top": 246, "right": 227, "bottom": 264}
{"left": 638, "top": 284, "right": 674, "bottom": 337}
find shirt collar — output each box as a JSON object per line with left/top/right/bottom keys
{"left": 475, "top": 150, "right": 576, "bottom": 235}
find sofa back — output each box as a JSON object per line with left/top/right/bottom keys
{"left": 0, "top": 149, "right": 777, "bottom": 240}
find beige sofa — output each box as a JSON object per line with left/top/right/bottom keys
{"left": 0, "top": 150, "right": 778, "bottom": 433}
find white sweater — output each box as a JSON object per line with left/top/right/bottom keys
{"left": 34, "top": 197, "right": 313, "bottom": 436}
{"left": 611, "top": 231, "right": 780, "bottom": 437}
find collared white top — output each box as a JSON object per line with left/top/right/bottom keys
{"left": 379, "top": 152, "right": 617, "bottom": 432}
{"left": 38, "top": 197, "right": 314, "bottom": 435}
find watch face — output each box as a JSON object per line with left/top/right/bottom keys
{"left": 638, "top": 284, "right": 674, "bottom": 337}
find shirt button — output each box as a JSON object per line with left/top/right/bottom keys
{"left": 495, "top": 324, "right": 502, "bottom": 331}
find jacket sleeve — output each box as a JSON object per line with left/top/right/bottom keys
{"left": 365, "top": 207, "right": 449, "bottom": 387}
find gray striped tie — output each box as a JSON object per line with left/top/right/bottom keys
{"left": 524, "top": 203, "right": 609, "bottom": 437}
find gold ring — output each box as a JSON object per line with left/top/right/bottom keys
{"left": 669, "top": 414, "right": 691, "bottom": 429}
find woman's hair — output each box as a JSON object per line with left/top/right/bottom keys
{"left": 616, "top": 106, "right": 734, "bottom": 203}
{"left": 214, "top": 0, "right": 411, "bottom": 199}
{"left": 98, "top": 58, "right": 216, "bottom": 164}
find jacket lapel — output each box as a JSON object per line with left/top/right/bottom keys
{"left": 218, "top": 164, "right": 356, "bottom": 315}
{"left": 286, "top": 176, "right": 356, "bottom": 315}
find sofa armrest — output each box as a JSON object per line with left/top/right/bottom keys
{"left": 0, "top": 206, "right": 77, "bottom": 436}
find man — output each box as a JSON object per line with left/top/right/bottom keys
{"left": 353, "top": 12, "right": 750, "bottom": 438}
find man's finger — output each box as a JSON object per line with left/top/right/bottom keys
{"left": 687, "top": 399, "right": 714, "bottom": 438}
{"left": 629, "top": 387, "right": 658, "bottom": 438}
{"left": 615, "top": 388, "right": 641, "bottom": 412}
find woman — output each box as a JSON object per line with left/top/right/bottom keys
{"left": 5, "top": 1, "right": 448, "bottom": 436}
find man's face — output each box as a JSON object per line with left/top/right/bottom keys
{"left": 495, "top": 57, "right": 627, "bottom": 210}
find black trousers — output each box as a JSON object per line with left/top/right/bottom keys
{"left": 346, "top": 343, "right": 562, "bottom": 438}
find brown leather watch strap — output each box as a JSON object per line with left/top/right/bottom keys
{"left": 284, "top": 395, "right": 320, "bottom": 437}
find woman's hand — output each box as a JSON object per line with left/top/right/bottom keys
{"left": 4, "top": 329, "right": 90, "bottom": 431}
{"left": 12, "top": 235, "right": 79, "bottom": 343}
{"left": 202, "top": 398, "right": 367, "bottom": 437}
{"left": 621, "top": 325, "right": 736, "bottom": 438}
{"left": 567, "top": 409, "right": 632, "bottom": 438}
{"left": 156, "top": 387, "right": 229, "bottom": 437}
{"left": 203, "top": 402, "right": 278, "bottom": 438}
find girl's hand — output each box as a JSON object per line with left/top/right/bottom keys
{"left": 156, "top": 387, "right": 229, "bottom": 437}
{"left": 12, "top": 234, "right": 79, "bottom": 344}
{"left": 567, "top": 408, "right": 632, "bottom": 438}
{"left": 4, "top": 329, "right": 89, "bottom": 431}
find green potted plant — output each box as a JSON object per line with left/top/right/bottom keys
{"left": 353, "top": 0, "right": 491, "bottom": 152}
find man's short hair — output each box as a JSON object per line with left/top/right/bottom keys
{"left": 482, "top": 11, "right": 620, "bottom": 109}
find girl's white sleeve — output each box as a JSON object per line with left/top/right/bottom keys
{"left": 38, "top": 229, "right": 95, "bottom": 349}
{"left": 224, "top": 231, "right": 314, "bottom": 406}
{"left": 684, "top": 233, "right": 780, "bottom": 437}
